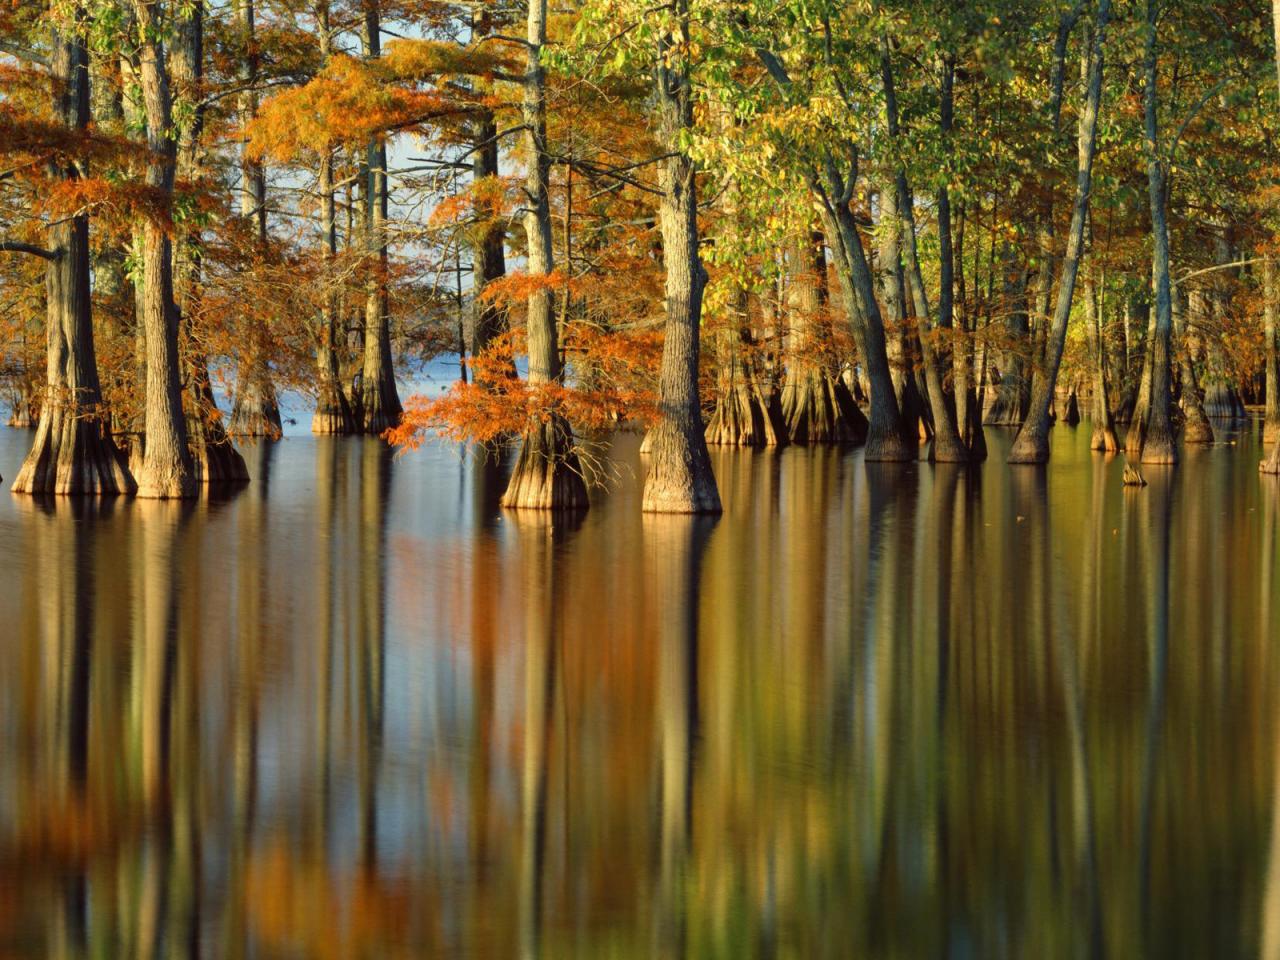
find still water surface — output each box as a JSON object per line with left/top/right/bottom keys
{"left": 1, "top": 420, "right": 1279, "bottom": 958}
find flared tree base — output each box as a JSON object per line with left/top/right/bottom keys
{"left": 1062, "top": 389, "right": 1081, "bottom": 426}
{"left": 134, "top": 445, "right": 198, "bottom": 500}
{"left": 984, "top": 380, "right": 1028, "bottom": 426}
{"left": 863, "top": 424, "right": 915, "bottom": 463}
{"left": 191, "top": 434, "right": 250, "bottom": 485}
{"left": 1007, "top": 425, "right": 1050, "bottom": 465}
{"left": 1090, "top": 418, "right": 1119, "bottom": 453}
{"left": 1139, "top": 418, "right": 1178, "bottom": 465}
{"left": 11, "top": 409, "right": 136, "bottom": 496}
{"left": 781, "top": 371, "right": 866, "bottom": 445}
{"left": 706, "top": 383, "right": 785, "bottom": 447}
{"left": 1203, "top": 386, "right": 1245, "bottom": 420}
{"left": 312, "top": 387, "right": 357, "bottom": 436}
{"left": 641, "top": 417, "right": 722, "bottom": 514}
{"left": 230, "top": 394, "right": 283, "bottom": 440}
{"left": 361, "top": 376, "right": 403, "bottom": 436}
{"left": 1265, "top": 418, "right": 1280, "bottom": 445}
{"left": 1182, "top": 409, "right": 1214, "bottom": 444}
{"left": 1262, "top": 442, "right": 1280, "bottom": 474}
{"left": 501, "top": 416, "right": 589, "bottom": 510}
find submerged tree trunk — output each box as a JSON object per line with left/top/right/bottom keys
{"left": 502, "top": 0, "right": 588, "bottom": 510}
{"left": 229, "top": 0, "right": 282, "bottom": 439}
{"left": 1175, "top": 287, "right": 1213, "bottom": 443}
{"left": 1008, "top": 0, "right": 1110, "bottom": 463}
{"left": 879, "top": 34, "right": 966, "bottom": 462}
{"left": 1135, "top": 0, "right": 1177, "bottom": 465}
{"left": 1264, "top": 0, "right": 1280, "bottom": 473}
{"left": 171, "top": 1, "right": 248, "bottom": 484}
{"left": 132, "top": 0, "right": 196, "bottom": 498}
{"left": 1084, "top": 271, "right": 1118, "bottom": 452}
{"left": 310, "top": 4, "right": 355, "bottom": 435}
{"left": 11, "top": 9, "right": 134, "bottom": 495}
{"left": 1266, "top": 257, "right": 1280, "bottom": 444}
{"left": 358, "top": 2, "right": 403, "bottom": 435}
{"left": 706, "top": 292, "right": 786, "bottom": 446}
{"left": 879, "top": 185, "right": 928, "bottom": 444}
{"left": 641, "top": 0, "right": 721, "bottom": 513}
{"left": 780, "top": 232, "right": 864, "bottom": 445}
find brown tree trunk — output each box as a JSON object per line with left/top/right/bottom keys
{"left": 1008, "top": 0, "right": 1110, "bottom": 463}
{"left": 132, "top": 0, "right": 196, "bottom": 498}
{"left": 1085, "top": 270, "right": 1118, "bottom": 452}
{"left": 640, "top": 0, "right": 722, "bottom": 512}
{"left": 11, "top": 8, "right": 134, "bottom": 495}
{"left": 358, "top": 2, "right": 403, "bottom": 435}
{"left": 879, "top": 33, "right": 967, "bottom": 462}
{"left": 879, "top": 186, "right": 928, "bottom": 444}
{"left": 1266, "top": 256, "right": 1280, "bottom": 445}
{"left": 780, "top": 232, "right": 864, "bottom": 445}
{"left": 310, "top": 4, "right": 355, "bottom": 434}
{"left": 1175, "top": 287, "right": 1213, "bottom": 443}
{"left": 1135, "top": 0, "right": 1177, "bottom": 465}
{"left": 229, "top": 0, "right": 282, "bottom": 439}
{"left": 1265, "top": 0, "right": 1280, "bottom": 473}
{"left": 502, "top": 0, "right": 588, "bottom": 510}
{"left": 706, "top": 291, "right": 786, "bottom": 447}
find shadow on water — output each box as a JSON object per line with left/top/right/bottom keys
{"left": 0, "top": 427, "right": 1278, "bottom": 958}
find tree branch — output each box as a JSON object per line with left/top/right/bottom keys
{"left": 0, "top": 241, "right": 58, "bottom": 261}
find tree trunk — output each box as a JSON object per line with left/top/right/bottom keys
{"left": 1008, "top": 0, "right": 1110, "bottom": 463}
{"left": 1135, "top": 0, "right": 1177, "bottom": 465}
{"left": 358, "top": 2, "right": 403, "bottom": 435}
{"left": 229, "top": 0, "right": 282, "bottom": 439}
{"left": 1265, "top": 0, "right": 1280, "bottom": 473}
{"left": 780, "top": 232, "right": 864, "bottom": 445}
{"left": 640, "top": 0, "right": 721, "bottom": 512}
{"left": 879, "top": 185, "right": 928, "bottom": 444}
{"left": 1266, "top": 257, "right": 1280, "bottom": 444}
{"left": 810, "top": 162, "right": 912, "bottom": 462}
{"left": 12, "top": 8, "right": 134, "bottom": 495}
{"left": 706, "top": 292, "right": 786, "bottom": 446}
{"left": 953, "top": 200, "right": 987, "bottom": 460}
{"left": 502, "top": 0, "right": 588, "bottom": 510}
{"left": 1175, "top": 287, "right": 1213, "bottom": 443}
{"left": 132, "top": 0, "right": 196, "bottom": 498}
{"left": 310, "top": 4, "right": 355, "bottom": 435}
{"left": 1084, "top": 270, "right": 1118, "bottom": 452}
{"left": 879, "top": 34, "right": 966, "bottom": 462}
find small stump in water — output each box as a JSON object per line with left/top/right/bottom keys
{"left": 1123, "top": 463, "right": 1148, "bottom": 487}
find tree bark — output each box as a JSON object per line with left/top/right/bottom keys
{"left": 131, "top": 0, "right": 196, "bottom": 498}
{"left": 640, "top": 0, "right": 722, "bottom": 512}
{"left": 12, "top": 7, "right": 134, "bottom": 495}
{"left": 706, "top": 288, "right": 787, "bottom": 447}
{"left": 1266, "top": 256, "right": 1280, "bottom": 444}
{"left": 358, "top": 1, "right": 403, "bottom": 435}
{"left": 1084, "top": 269, "right": 1118, "bottom": 452}
{"left": 1175, "top": 287, "right": 1213, "bottom": 443}
{"left": 779, "top": 232, "right": 864, "bottom": 445}
{"left": 878, "top": 185, "right": 928, "bottom": 444}
{"left": 1135, "top": 0, "right": 1177, "bottom": 465}
{"left": 1008, "top": 0, "right": 1110, "bottom": 463}
{"left": 502, "top": 0, "right": 588, "bottom": 509}
{"left": 229, "top": 0, "right": 282, "bottom": 439}
{"left": 1264, "top": 0, "right": 1280, "bottom": 473}
{"left": 879, "top": 33, "right": 966, "bottom": 462}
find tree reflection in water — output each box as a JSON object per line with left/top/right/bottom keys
{"left": 0, "top": 427, "right": 1278, "bottom": 958}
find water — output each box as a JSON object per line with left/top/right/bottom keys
{"left": 1, "top": 419, "right": 1278, "bottom": 958}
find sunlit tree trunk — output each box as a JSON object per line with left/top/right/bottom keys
{"left": 778, "top": 232, "right": 864, "bottom": 445}
{"left": 1175, "top": 287, "right": 1213, "bottom": 443}
{"left": 11, "top": 6, "right": 134, "bottom": 495}
{"left": 878, "top": 186, "right": 928, "bottom": 444}
{"left": 502, "top": 0, "right": 589, "bottom": 509}
{"left": 132, "top": 0, "right": 197, "bottom": 498}
{"left": 879, "top": 32, "right": 966, "bottom": 462}
{"left": 358, "top": 1, "right": 403, "bottom": 434}
{"left": 229, "top": 0, "right": 283, "bottom": 439}
{"left": 1084, "top": 268, "right": 1118, "bottom": 452}
{"left": 1008, "top": 0, "right": 1110, "bottom": 463}
{"left": 1265, "top": 0, "right": 1280, "bottom": 472}
{"left": 641, "top": 0, "right": 722, "bottom": 511}
{"left": 1134, "top": 0, "right": 1178, "bottom": 465}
